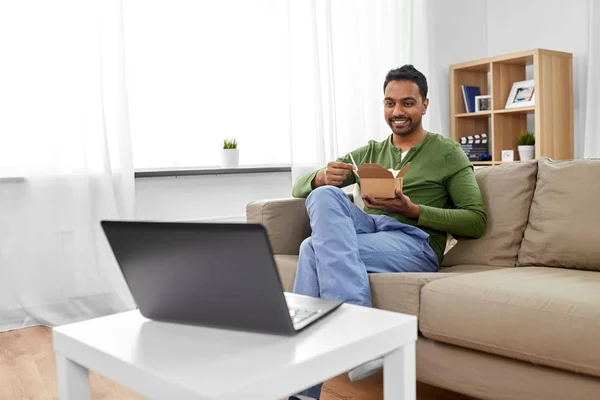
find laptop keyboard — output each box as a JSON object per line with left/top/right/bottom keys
{"left": 289, "top": 308, "right": 320, "bottom": 324}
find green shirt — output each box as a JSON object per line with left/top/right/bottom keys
{"left": 292, "top": 132, "right": 487, "bottom": 264}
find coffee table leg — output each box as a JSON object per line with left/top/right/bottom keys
{"left": 383, "top": 341, "right": 416, "bottom": 400}
{"left": 56, "top": 355, "right": 90, "bottom": 400}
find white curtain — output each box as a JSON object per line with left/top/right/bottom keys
{"left": 0, "top": 0, "right": 135, "bottom": 332}
{"left": 584, "top": 0, "right": 600, "bottom": 159}
{"left": 288, "top": 0, "right": 440, "bottom": 182}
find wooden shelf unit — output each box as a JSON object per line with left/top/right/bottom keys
{"left": 450, "top": 49, "right": 574, "bottom": 163}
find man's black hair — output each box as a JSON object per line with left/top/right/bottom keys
{"left": 383, "top": 64, "right": 428, "bottom": 101}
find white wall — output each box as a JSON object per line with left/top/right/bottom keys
{"left": 428, "top": 0, "right": 489, "bottom": 137}
{"left": 135, "top": 172, "right": 293, "bottom": 221}
{"left": 486, "top": 0, "right": 590, "bottom": 158}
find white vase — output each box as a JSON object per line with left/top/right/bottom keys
{"left": 220, "top": 149, "right": 239, "bottom": 168}
{"left": 518, "top": 145, "right": 535, "bottom": 161}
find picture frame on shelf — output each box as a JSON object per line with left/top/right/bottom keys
{"left": 475, "top": 95, "right": 492, "bottom": 112}
{"left": 505, "top": 79, "right": 535, "bottom": 109}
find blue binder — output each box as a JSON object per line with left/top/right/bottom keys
{"left": 461, "top": 85, "right": 481, "bottom": 113}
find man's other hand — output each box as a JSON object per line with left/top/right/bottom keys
{"left": 363, "top": 187, "right": 420, "bottom": 219}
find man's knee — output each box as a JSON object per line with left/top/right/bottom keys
{"left": 299, "top": 237, "right": 314, "bottom": 257}
{"left": 306, "top": 186, "right": 346, "bottom": 208}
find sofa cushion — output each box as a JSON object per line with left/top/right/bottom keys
{"left": 517, "top": 158, "right": 600, "bottom": 271}
{"left": 247, "top": 198, "right": 310, "bottom": 255}
{"left": 273, "top": 255, "right": 504, "bottom": 317}
{"left": 420, "top": 267, "right": 600, "bottom": 378}
{"left": 370, "top": 265, "right": 505, "bottom": 316}
{"left": 442, "top": 160, "right": 538, "bottom": 267}
{"left": 369, "top": 273, "right": 452, "bottom": 316}
{"left": 273, "top": 255, "right": 299, "bottom": 292}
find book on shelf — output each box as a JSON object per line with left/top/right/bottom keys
{"left": 461, "top": 85, "right": 481, "bottom": 113}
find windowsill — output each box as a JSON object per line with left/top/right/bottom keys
{"left": 0, "top": 177, "right": 26, "bottom": 183}
{"left": 134, "top": 165, "right": 291, "bottom": 178}
{"left": 0, "top": 166, "right": 292, "bottom": 182}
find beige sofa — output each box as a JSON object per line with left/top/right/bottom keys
{"left": 247, "top": 158, "right": 600, "bottom": 400}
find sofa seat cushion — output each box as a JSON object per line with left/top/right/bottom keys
{"left": 420, "top": 267, "right": 600, "bottom": 378}
{"left": 370, "top": 265, "right": 506, "bottom": 317}
{"left": 273, "top": 255, "right": 505, "bottom": 317}
{"left": 517, "top": 158, "right": 600, "bottom": 271}
{"left": 442, "top": 160, "right": 538, "bottom": 267}
{"left": 273, "top": 255, "right": 300, "bottom": 292}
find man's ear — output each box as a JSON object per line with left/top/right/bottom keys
{"left": 422, "top": 98, "right": 429, "bottom": 115}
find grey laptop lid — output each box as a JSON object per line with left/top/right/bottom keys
{"left": 100, "top": 221, "right": 340, "bottom": 335}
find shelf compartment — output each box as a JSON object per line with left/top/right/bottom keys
{"left": 492, "top": 113, "right": 527, "bottom": 162}
{"left": 491, "top": 61, "right": 527, "bottom": 111}
{"left": 451, "top": 69, "right": 490, "bottom": 115}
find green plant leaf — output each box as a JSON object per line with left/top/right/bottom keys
{"left": 223, "top": 138, "right": 238, "bottom": 149}
{"left": 517, "top": 131, "right": 535, "bottom": 146}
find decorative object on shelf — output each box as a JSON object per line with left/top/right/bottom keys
{"left": 221, "top": 138, "right": 239, "bottom": 168}
{"left": 461, "top": 85, "right": 481, "bottom": 113}
{"left": 460, "top": 134, "right": 490, "bottom": 161}
{"left": 517, "top": 131, "right": 535, "bottom": 161}
{"left": 505, "top": 79, "right": 535, "bottom": 109}
{"left": 502, "top": 150, "right": 515, "bottom": 162}
{"left": 475, "top": 95, "right": 492, "bottom": 112}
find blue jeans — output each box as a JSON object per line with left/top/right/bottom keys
{"left": 292, "top": 186, "right": 438, "bottom": 399}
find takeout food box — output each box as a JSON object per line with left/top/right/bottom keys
{"left": 356, "top": 162, "right": 410, "bottom": 199}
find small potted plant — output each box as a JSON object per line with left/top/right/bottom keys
{"left": 517, "top": 131, "right": 535, "bottom": 161}
{"left": 221, "top": 138, "right": 239, "bottom": 168}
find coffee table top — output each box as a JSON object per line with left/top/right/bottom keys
{"left": 53, "top": 303, "right": 416, "bottom": 400}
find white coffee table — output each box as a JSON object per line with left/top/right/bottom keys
{"left": 53, "top": 303, "right": 417, "bottom": 400}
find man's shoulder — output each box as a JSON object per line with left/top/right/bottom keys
{"left": 426, "top": 132, "right": 463, "bottom": 153}
{"left": 424, "top": 132, "right": 472, "bottom": 172}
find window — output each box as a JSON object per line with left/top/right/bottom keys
{"left": 123, "top": 0, "right": 291, "bottom": 169}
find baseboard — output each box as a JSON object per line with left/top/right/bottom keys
{"left": 0, "top": 293, "right": 129, "bottom": 332}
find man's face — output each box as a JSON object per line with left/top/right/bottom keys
{"left": 384, "top": 80, "right": 429, "bottom": 136}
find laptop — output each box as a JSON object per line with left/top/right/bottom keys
{"left": 100, "top": 220, "right": 343, "bottom": 335}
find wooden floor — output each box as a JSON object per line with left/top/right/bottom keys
{"left": 0, "top": 326, "right": 476, "bottom": 400}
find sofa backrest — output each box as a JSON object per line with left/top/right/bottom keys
{"left": 517, "top": 158, "right": 600, "bottom": 271}
{"left": 442, "top": 160, "right": 538, "bottom": 267}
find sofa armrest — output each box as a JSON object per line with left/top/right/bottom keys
{"left": 246, "top": 198, "right": 310, "bottom": 255}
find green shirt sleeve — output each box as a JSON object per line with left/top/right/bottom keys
{"left": 417, "top": 150, "right": 487, "bottom": 238}
{"left": 291, "top": 152, "right": 359, "bottom": 198}
{"left": 291, "top": 170, "right": 318, "bottom": 198}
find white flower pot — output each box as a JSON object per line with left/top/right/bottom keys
{"left": 518, "top": 145, "right": 535, "bottom": 161}
{"left": 221, "top": 149, "right": 239, "bottom": 168}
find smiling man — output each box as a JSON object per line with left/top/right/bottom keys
{"left": 288, "top": 65, "right": 487, "bottom": 400}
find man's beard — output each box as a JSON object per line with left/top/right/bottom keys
{"left": 389, "top": 116, "right": 421, "bottom": 136}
